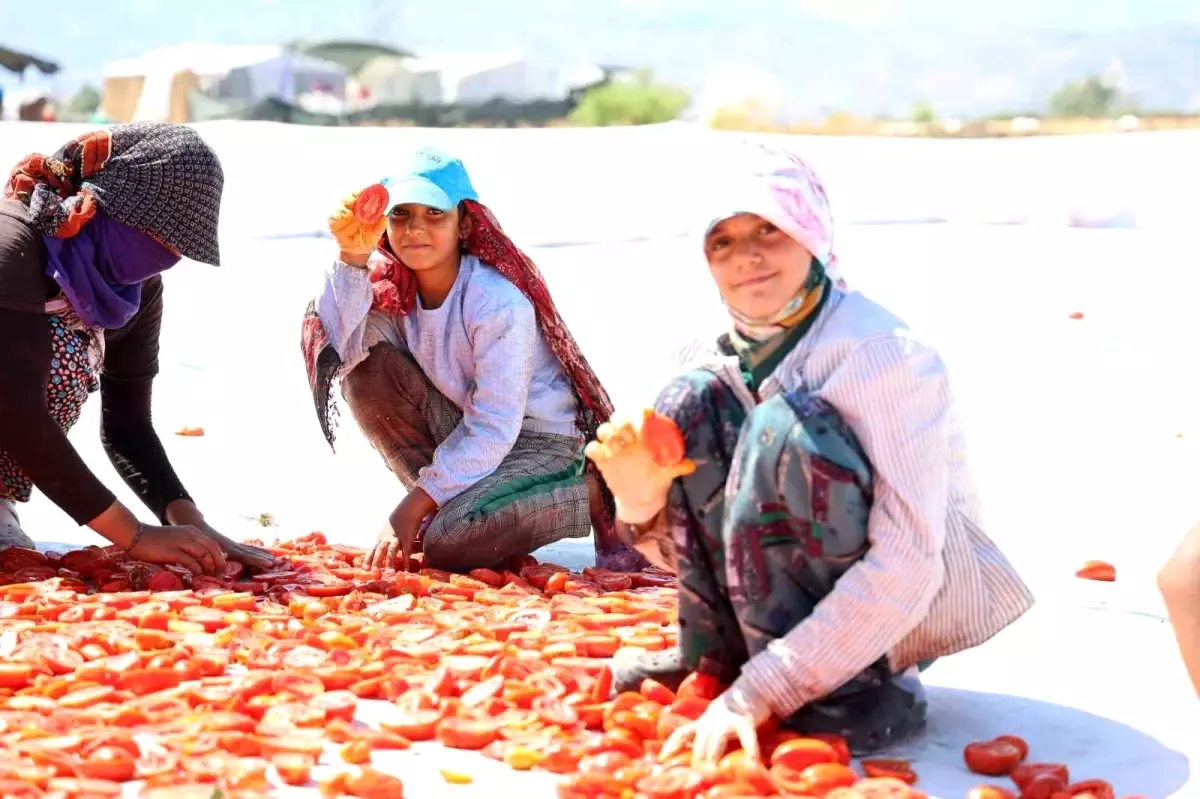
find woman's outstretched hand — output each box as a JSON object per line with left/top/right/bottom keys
{"left": 584, "top": 411, "right": 695, "bottom": 525}
{"left": 163, "top": 500, "right": 281, "bottom": 572}
{"left": 127, "top": 524, "right": 226, "bottom": 576}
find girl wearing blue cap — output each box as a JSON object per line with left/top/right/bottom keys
{"left": 585, "top": 142, "right": 1031, "bottom": 759}
{"left": 302, "top": 148, "right": 640, "bottom": 573}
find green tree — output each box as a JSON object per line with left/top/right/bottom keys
{"left": 66, "top": 84, "right": 101, "bottom": 117}
{"left": 911, "top": 99, "right": 938, "bottom": 125}
{"left": 1046, "top": 76, "right": 1122, "bottom": 118}
{"left": 569, "top": 70, "right": 689, "bottom": 127}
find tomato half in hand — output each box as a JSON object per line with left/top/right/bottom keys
{"left": 352, "top": 183, "right": 390, "bottom": 225}
{"left": 641, "top": 410, "right": 687, "bottom": 468}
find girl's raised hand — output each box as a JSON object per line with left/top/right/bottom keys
{"left": 329, "top": 184, "right": 389, "bottom": 256}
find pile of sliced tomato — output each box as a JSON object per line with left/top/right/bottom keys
{"left": 961, "top": 736, "right": 1135, "bottom": 799}
{"left": 0, "top": 533, "right": 1146, "bottom": 798}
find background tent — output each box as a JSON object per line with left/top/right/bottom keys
{"left": 101, "top": 42, "right": 347, "bottom": 123}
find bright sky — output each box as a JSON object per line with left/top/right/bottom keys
{"left": 0, "top": 0, "right": 1195, "bottom": 90}
{"left": 794, "top": 0, "right": 1200, "bottom": 27}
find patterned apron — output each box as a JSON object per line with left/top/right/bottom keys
{"left": 0, "top": 301, "right": 103, "bottom": 504}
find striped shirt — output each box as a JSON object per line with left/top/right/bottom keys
{"left": 671, "top": 288, "right": 1034, "bottom": 720}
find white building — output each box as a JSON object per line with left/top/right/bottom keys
{"left": 102, "top": 42, "right": 348, "bottom": 123}
{"left": 353, "top": 54, "right": 441, "bottom": 106}
{"left": 402, "top": 51, "right": 605, "bottom": 106}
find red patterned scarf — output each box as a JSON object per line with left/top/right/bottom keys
{"left": 301, "top": 200, "right": 617, "bottom": 538}
{"left": 4, "top": 130, "right": 111, "bottom": 238}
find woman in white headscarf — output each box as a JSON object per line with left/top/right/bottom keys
{"left": 586, "top": 142, "right": 1033, "bottom": 761}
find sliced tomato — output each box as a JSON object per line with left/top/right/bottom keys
{"left": 461, "top": 674, "right": 505, "bottom": 707}
{"left": 353, "top": 183, "right": 390, "bottom": 224}
{"left": 1011, "top": 763, "right": 1071, "bottom": 790}
{"left": 641, "top": 409, "right": 688, "bottom": 467}
{"left": 436, "top": 717, "right": 498, "bottom": 750}
{"left": 379, "top": 709, "right": 442, "bottom": 741}
{"left": 532, "top": 695, "right": 579, "bottom": 727}
{"left": 272, "top": 752, "right": 315, "bottom": 786}
{"left": 74, "top": 745, "right": 136, "bottom": 782}
{"left": 964, "top": 739, "right": 1024, "bottom": 776}
{"left": 861, "top": 757, "right": 919, "bottom": 784}
{"left": 635, "top": 766, "right": 706, "bottom": 799}
{"left": 308, "top": 689, "right": 358, "bottom": 722}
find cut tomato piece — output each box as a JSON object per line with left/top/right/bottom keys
{"left": 436, "top": 717, "right": 498, "bottom": 750}
{"left": 353, "top": 183, "right": 390, "bottom": 225}
{"left": 636, "top": 766, "right": 706, "bottom": 799}
{"left": 964, "top": 739, "right": 1024, "bottom": 776}
{"left": 118, "top": 667, "right": 182, "bottom": 696}
{"left": 1011, "top": 763, "right": 1070, "bottom": 790}
{"left": 379, "top": 709, "right": 442, "bottom": 741}
{"left": 532, "top": 695, "right": 579, "bottom": 727}
{"left": 344, "top": 767, "right": 405, "bottom": 799}
{"left": 1076, "top": 560, "right": 1116, "bottom": 582}
{"left": 461, "top": 674, "right": 505, "bottom": 707}
{"left": 310, "top": 689, "right": 358, "bottom": 721}
{"left": 641, "top": 409, "right": 688, "bottom": 467}
{"left": 992, "top": 734, "right": 1029, "bottom": 762}
{"left": 861, "top": 757, "right": 919, "bottom": 784}
{"left": 74, "top": 745, "right": 136, "bottom": 782}
{"left": 804, "top": 732, "right": 851, "bottom": 766}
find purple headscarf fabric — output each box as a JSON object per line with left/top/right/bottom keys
{"left": 42, "top": 212, "right": 180, "bottom": 329}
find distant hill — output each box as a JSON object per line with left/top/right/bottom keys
{"left": 2, "top": 0, "right": 1197, "bottom": 118}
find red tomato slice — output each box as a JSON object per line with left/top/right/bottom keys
{"left": 532, "top": 695, "right": 579, "bottom": 727}
{"left": 353, "top": 183, "right": 390, "bottom": 225}
{"left": 461, "top": 675, "right": 505, "bottom": 707}
{"left": 310, "top": 689, "right": 358, "bottom": 722}
{"left": 635, "top": 766, "right": 706, "bottom": 799}
{"left": 641, "top": 409, "right": 687, "bottom": 467}
{"left": 380, "top": 709, "right": 442, "bottom": 741}
{"left": 861, "top": 757, "right": 919, "bottom": 784}
{"left": 436, "top": 717, "right": 498, "bottom": 751}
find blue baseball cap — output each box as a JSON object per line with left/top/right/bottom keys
{"left": 380, "top": 147, "right": 479, "bottom": 212}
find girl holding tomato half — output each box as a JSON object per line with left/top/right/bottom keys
{"left": 585, "top": 142, "right": 1033, "bottom": 760}
{"left": 302, "top": 148, "right": 640, "bottom": 573}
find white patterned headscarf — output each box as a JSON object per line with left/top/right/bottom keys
{"left": 700, "top": 141, "right": 843, "bottom": 289}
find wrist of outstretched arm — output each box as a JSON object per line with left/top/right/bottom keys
{"left": 87, "top": 501, "right": 143, "bottom": 550}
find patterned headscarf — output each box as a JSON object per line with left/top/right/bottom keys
{"left": 4, "top": 122, "right": 224, "bottom": 265}
{"left": 702, "top": 142, "right": 839, "bottom": 278}
{"left": 301, "top": 200, "right": 618, "bottom": 535}
{"left": 699, "top": 142, "right": 843, "bottom": 341}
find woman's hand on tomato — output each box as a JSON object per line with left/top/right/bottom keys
{"left": 370, "top": 488, "right": 437, "bottom": 570}
{"left": 660, "top": 684, "right": 771, "bottom": 768}
{"left": 584, "top": 411, "right": 695, "bottom": 525}
{"left": 128, "top": 525, "right": 226, "bottom": 576}
{"left": 165, "top": 500, "right": 280, "bottom": 572}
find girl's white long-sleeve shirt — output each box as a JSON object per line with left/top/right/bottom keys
{"left": 315, "top": 255, "right": 579, "bottom": 506}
